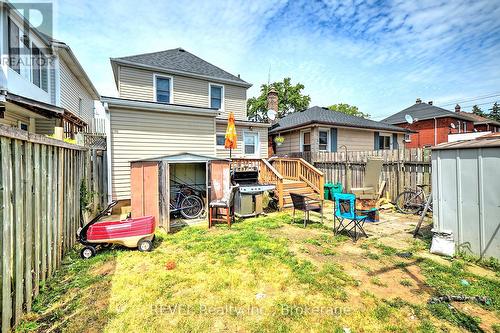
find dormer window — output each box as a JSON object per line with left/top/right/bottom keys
{"left": 209, "top": 83, "right": 223, "bottom": 110}
{"left": 155, "top": 75, "right": 172, "bottom": 103}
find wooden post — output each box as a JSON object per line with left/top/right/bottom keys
{"left": 24, "top": 142, "right": 33, "bottom": 312}
{"left": 1, "top": 137, "right": 13, "bottom": 333}
{"left": 12, "top": 140, "right": 24, "bottom": 326}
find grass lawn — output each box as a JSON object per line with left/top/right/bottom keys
{"left": 17, "top": 212, "right": 500, "bottom": 333}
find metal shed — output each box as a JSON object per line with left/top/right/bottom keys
{"left": 432, "top": 137, "right": 500, "bottom": 259}
{"left": 130, "top": 152, "right": 230, "bottom": 232}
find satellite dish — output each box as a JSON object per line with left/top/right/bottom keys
{"left": 405, "top": 114, "right": 414, "bottom": 124}
{"left": 267, "top": 109, "right": 277, "bottom": 120}
{"left": 450, "top": 123, "right": 456, "bottom": 129}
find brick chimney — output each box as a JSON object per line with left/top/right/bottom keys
{"left": 416, "top": 98, "right": 422, "bottom": 104}
{"left": 267, "top": 88, "right": 278, "bottom": 118}
{"left": 455, "top": 104, "right": 461, "bottom": 112}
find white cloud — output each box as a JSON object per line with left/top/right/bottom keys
{"left": 51, "top": 0, "right": 500, "bottom": 118}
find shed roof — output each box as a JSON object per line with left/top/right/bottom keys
{"left": 270, "top": 106, "right": 409, "bottom": 133}
{"left": 432, "top": 136, "right": 500, "bottom": 150}
{"left": 132, "top": 152, "right": 228, "bottom": 163}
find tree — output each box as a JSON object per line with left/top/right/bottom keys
{"left": 471, "top": 105, "right": 483, "bottom": 116}
{"left": 327, "top": 103, "right": 370, "bottom": 118}
{"left": 247, "top": 78, "right": 310, "bottom": 121}
{"left": 488, "top": 102, "right": 500, "bottom": 121}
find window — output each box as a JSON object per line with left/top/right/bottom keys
{"left": 32, "top": 45, "right": 41, "bottom": 87}
{"left": 319, "top": 129, "right": 329, "bottom": 151}
{"left": 216, "top": 134, "right": 225, "bottom": 146}
{"left": 378, "top": 134, "right": 391, "bottom": 150}
{"left": 31, "top": 45, "right": 49, "bottom": 91}
{"left": 404, "top": 133, "right": 411, "bottom": 142}
{"left": 8, "top": 18, "right": 20, "bottom": 73}
{"left": 244, "top": 132, "right": 258, "bottom": 156}
{"left": 301, "top": 131, "right": 311, "bottom": 152}
{"left": 18, "top": 121, "right": 28, "bottom": 131}
{"left": 155, "top": 76, "right": 171, "bottom": 103}
{"left": 210, "top": 84, "right": 223, "bottom": 110}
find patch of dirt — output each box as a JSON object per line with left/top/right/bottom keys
{"left": 91, "top": 261, "right": 116, "bottom": 276}
{"left": 453, "top": 302, "right": 500, "bottom": 332}
{"left": 269, "top": 223, "right": 326, "bottom": 243}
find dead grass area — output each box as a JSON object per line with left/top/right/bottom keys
{"left": 17, "top": 208, "right": 499, "bottom": 333}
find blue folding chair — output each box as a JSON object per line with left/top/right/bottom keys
{"left": 333, "top": 193, "right": 368, "bottom": 241}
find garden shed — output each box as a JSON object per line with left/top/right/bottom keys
{"left": 130, "top": 153, "right": 230, "bottom": 231}
{"left": 431, "top": 136, "right": 500, "bottom": 259}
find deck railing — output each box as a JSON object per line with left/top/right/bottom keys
{"left": 272, "top": 157, "right": 324, "bottom": 196}
{"left": 231, "top": 158, "right": 284, "bottom": 208}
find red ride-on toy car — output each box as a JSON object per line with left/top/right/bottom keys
{"left": 77, "top": 201, "right": 156, "bottom": 259}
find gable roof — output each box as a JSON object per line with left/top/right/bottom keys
{"left": 455, "top": 112, "right": 500, "bottom": 126}
{"left": 382, "top": 102, "right": 472, "bottom": 124}
{"left": 269, "top": 106, "right": 409, "bottom": 134}
{"left": 111, "top": 48, "right": 251, "bottom": 88}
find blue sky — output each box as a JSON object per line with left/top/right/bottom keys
{"left": 53, "top": 0, "right": 500, "bottom": 119}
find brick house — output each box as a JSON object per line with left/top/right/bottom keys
{"left": 383, "top": 99, "right": 481, "bottom": 148}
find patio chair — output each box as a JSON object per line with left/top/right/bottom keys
{"left": 290, "top": 193, "right": 323, "bottom": 227}
{"left": 333, "top": 193, "right": 368, "bottom": 241}
{"left": 208, "top": 185, "right": 238, "bottom": 228}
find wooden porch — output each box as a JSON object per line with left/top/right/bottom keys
{"left": 231, "top": 157, "right": 324, "bottom": 209}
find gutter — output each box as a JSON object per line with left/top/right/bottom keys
{"left": 101, "top": 96, "right": 220, "bottom": 117}
{"left": 215, "top": 118, "right": 271, "bottom": 128}
{"left": 269, "top": 120, "right": 413, "bottom": 134}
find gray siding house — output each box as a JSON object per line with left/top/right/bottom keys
{"left": 103, "top": 48, "right": 270, "bottom": 201}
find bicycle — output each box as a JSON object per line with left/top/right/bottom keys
{"left": 170, "top": 184, "right": 204, "bottom": 219}
{"left": 395, "top": 184, "right": 432, "bottom": 215}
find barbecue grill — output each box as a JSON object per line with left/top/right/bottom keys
{"left": 231, "top": 167, "right": 275, "bottom": 217}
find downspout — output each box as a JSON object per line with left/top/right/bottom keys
{"left": 103, "top": 102, "right": 113, "bottom": 204}
{"left": 434, "top": 117, "right": 437, "bottom": 146}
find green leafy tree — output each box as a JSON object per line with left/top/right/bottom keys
{"left": 488, "top": 102, "right": 500, "bottom": 121}
{"left": 327, "top": 103, "right": 370, "bottom": 118}
{"left": 471, "top": 105, "right": 484, "bottom": 116}
{"left": 247, "top": 78, "right": 310, "bottom": 121}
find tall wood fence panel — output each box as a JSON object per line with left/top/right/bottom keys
{"left": 291, "top": 149, "right": 431, "bottom": 201}
{"left": 0, "top": 125, "right": 104, "bottom": 333}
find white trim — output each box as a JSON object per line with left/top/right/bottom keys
{"left": 243, "top": 131, "right": 260, "bottom": 157}
{"left": 318, "top": 127, "right": 330, "bottom": 151}
{"left": 299, "top": 129, "right": 311, "bottom": 152}
{"left": 215, "top": 132, "right": 226, "bottom": 146}
{"left": 153, "top": 73, "right": 174, "bottom": 103}
{"left": 101, "top": 96, "right": 219, "bottom": 117}
{"left": 379, "top": 132, "right": 392, "bottom": 150}
{"left": 208, "top": 82, "right": 224, "bottom": 111}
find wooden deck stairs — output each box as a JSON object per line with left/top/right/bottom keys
{"left": 231, "top": 157, "right": 324, "bottom": 210}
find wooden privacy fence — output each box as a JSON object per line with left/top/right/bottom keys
{"left": 293, "top": 149, "right": 431, "bottom": 201}
{"left": 0, "top": 125, "right": 105, "bottom": 332}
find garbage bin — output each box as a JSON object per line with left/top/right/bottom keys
{"left": 324, "top": 183, "right": 343, "bottom": 200}
{"left": 330, "top": 183, "right": 343, "bottom": 197}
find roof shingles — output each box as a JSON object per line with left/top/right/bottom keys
{"left": 114, "top": 48, "right": 250, "bottom": 86}
{"left": 270, "top": 106, "right": 408, "bottom": 133}
{"left": 382, "top": 102, "right": 472, "bottom": 124}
